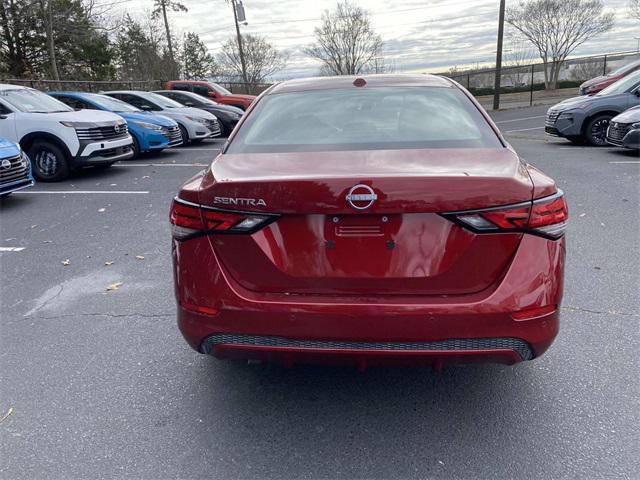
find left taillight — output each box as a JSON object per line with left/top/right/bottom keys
{"left": 442, "top": 191, "right": 568, "bottom": 239}
{"left": 170, "top": 197, "right": 278, "bottom": 240}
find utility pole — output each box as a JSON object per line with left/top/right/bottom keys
{"left": 492, "top": 0, "right": 506, "bottom": 110}
{"left": 231, "top": 0, "right": 248, "bottom": 84}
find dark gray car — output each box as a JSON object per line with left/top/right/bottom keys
{"left": 545, "top": 70, "right": 640, "bottom": 146}
{"left": 607, "top": 106, "right": 640, "bottom": 150}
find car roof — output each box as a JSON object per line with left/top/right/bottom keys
{"left": 0, "top": 83, "right": 29, "bottom": 91}
{"left": 268, "top": 74, "right": 454, "bottom": 95}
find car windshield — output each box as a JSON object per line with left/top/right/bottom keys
{"left": 227, "top": 86, "right": 502, "bottom": 153}
{"left": 0, "top": 88, "right": 73, "bottom": 113}
{"left": 87, "top": 93, "right": 140, "bottom": 112}
{"left": 167, "top": 91, "right": 211, "bottom": 106}
{"left": 142, "top": 92, "right": 184, "bottom": 109}
{"left": 609, "top": 60, "right": 640, "bottom": 76}
{"left": 209, "top": 83, "right": 232, "bottom": 96}
{"left": 597, "top": 70, "right": 640, "bottom": 96}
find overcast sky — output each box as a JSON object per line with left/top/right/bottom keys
{"left": 121, "top": 0, "right": 637, "bottom": 78}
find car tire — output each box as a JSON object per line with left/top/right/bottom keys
{"left": 584, "top": 115, "right": 613, "bottom": 147}
{"left": 178, "top": 124, "right": 189, "bottom": 144}
{"left": 131, "top": 135, "right": 141, "bottom": 158}
{"left": 29, "top": 141, "right": 70, "bottom": 182}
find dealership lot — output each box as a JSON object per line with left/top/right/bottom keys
{"left": 1, "top": 105, "right": 638, "bottom": 478}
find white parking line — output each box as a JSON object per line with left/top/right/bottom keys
{"left": 503, "top": 126, "right": 545, "bottom": 133}
{"left": 115, "top": 163, "right": 207, "bottom": 167}
{"left": 609, "top": 161, "right": 640, "bottom": 164}
{"left": 494, "top": 115, "right": 546, "bottom": 124}
{"left": 15, "top": 190, "right": 149, "bottom": 194}
{"left": 0, "top": 247, "right": 25, "bottom": 252}
{"left": 169, "top": 148, "right": 221, "bottom": 152}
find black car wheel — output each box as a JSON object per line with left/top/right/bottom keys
{"left": 29, "top": 141, "right": 70, "bottom": 182}
{"left": 178, "top": 124, "right": 189, "bottom": 144}
{"left": 131, "top": 134, "right": 141, "bottom": 158}
{"left": 584, "top": 115, "right": 613, "bottom": 147}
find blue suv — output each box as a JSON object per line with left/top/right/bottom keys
{"left": 49, "top": 92, "right": 183, "bottom": 157}
{"left": 0, "top": 137, "right": 33, "bottom": 197}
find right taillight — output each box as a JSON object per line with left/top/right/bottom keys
{"left": 170, "top": 197, "right": 278, "bottom": 240}
{"left": 442, "top": 191, "right": 568, "bottom": 239}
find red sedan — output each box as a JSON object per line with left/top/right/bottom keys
{"left": 171, "top": 75, "right": 567, "bottom": 369}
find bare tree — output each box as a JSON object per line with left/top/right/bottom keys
{"left": 152, "top": 0, "right": 187, "bottom": 69}
{"left": 219, "top": 34, "right": 286, "bottom": 88}
{"left": 506, "top": 0, "right": 614, "bottom": 89}
{"left": 630, "top": 0, "right": 640, "bottom": 20}
{"left": 503, "top": 34, "right": 534, "bottom": 87}
{"left": 304, "top": 0, "right": 383, "bottom": 76}
{"left": 569, "top": 59, "right": 605, "bottom": 81}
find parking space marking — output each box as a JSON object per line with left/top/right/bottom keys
{"left": 115, "top": 163, "right": 207, "bottom": 167}
{"left": 494, "top": 115, "right": 546, "bottom": 124}
{"left": 0, "top": 247, "right": 25, "bottom": 252}
{"left": 169, "top": 148, "right": 222, "bottom": 152}
{"left": 15, "top": 190, "right": 149, "bottom": 194}
{"left": 609, "top": 161, "right": 640, "bottom": 164}
{"left": 503, "top": 126, "right": 545, "bottom": 133}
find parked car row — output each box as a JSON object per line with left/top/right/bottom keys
{"left": 0, "top": 82, "right": 255, "bottom": 187}
{"left": 546, "top": 69, "right": 640, "bottom": 149}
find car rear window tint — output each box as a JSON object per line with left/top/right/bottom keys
{"left": 227, "top": 86, "right": 502, "bottom": 153}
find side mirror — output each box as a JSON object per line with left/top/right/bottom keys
{"left": 0, "top": 115, "right": 7, "bottom": 120}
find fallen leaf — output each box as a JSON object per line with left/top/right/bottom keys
{"left": 141, "top": 175, "right": 150, "bottom": 179}
{"left": 579, "top": 213, "right": 586, "bottom": 217}
{"left": 30, "top": 224, "right": 38, "bottom": 229}
{"left": 0, "top": 407, "right": 13, "bottom": 424}
{"left": 104, "top": 261, "right": 114, "bottom": 266}
{"left": 106, "top": 282, "right": 123, "bottom": 291}
{"left": 62, "top": 259, "right": 70, "bottom": 266}
{"left": 98, "top": 208, "right": 106, "bottom": 213}
{"left": 135, "top": 255, "right": 145, "bottom": 260}
{"left": 43, "top": 240, "right": 52, "bottom": 244}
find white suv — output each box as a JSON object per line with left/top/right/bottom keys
{"left": 0, "top": 84, "right": 134, "bottom": 181}
{"left": 103, "top": 91, "right": 221, "bottom": 143}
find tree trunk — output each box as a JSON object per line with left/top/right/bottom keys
{"left": 162, "top": 1, "right": 176, "bottom": 78}
{"left": 42, "top": 0, "right": 59, "bottom": 80}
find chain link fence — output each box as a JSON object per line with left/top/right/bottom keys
{"left": 3, "top": 50, "right": 639, "bottom": 108}
{"left": 446, "top": 50, "right": 640, "bottom": 109}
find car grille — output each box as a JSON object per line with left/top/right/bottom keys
{"left": 607, "top": 122, "right": 632, "bottom": 145}
{"left": 161, "top": 125, "right": 182, "bottom": 145}
{"left": 201, "top": 333, "right": 534, "bottom": 361}
{"left": 545, "top": 110, "right": 560, "bottom": 127}
{"left": 75, "top": 124, "right": 129, "bottom": 141}
{"left": 0, "top": 153, "right": 29, "bottom": 185}
{"left": 205, "top": 119, "right": 221, "bottom": 136}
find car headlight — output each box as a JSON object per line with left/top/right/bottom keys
{"left": 558, "top": 111, "right": 575, "bottom": 120}
{"left": 632, "top": 122, "right": 640, "bottom": 129}
{"left": 133, "top": 121, "right": 163, "bottom": 132}
{"left": 186, "top": 116, "right": 208, "bottom": 124}
{"left": 20, "top": 150, "right": 29, "bottom": 168}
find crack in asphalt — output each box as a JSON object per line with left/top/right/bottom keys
{"left": 562, "top": 305, "right": 639, "bottom": 317}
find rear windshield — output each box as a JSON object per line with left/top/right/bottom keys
{"left": 227, "top": 86, "right": 502, "bottom": 153}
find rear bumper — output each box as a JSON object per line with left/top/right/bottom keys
{"left": 173, "top": 234, "right": 564, "bottom": 366}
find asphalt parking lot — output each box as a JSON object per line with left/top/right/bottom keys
{"left": 1, "top": 105, "right": 639, "bottom": 479}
